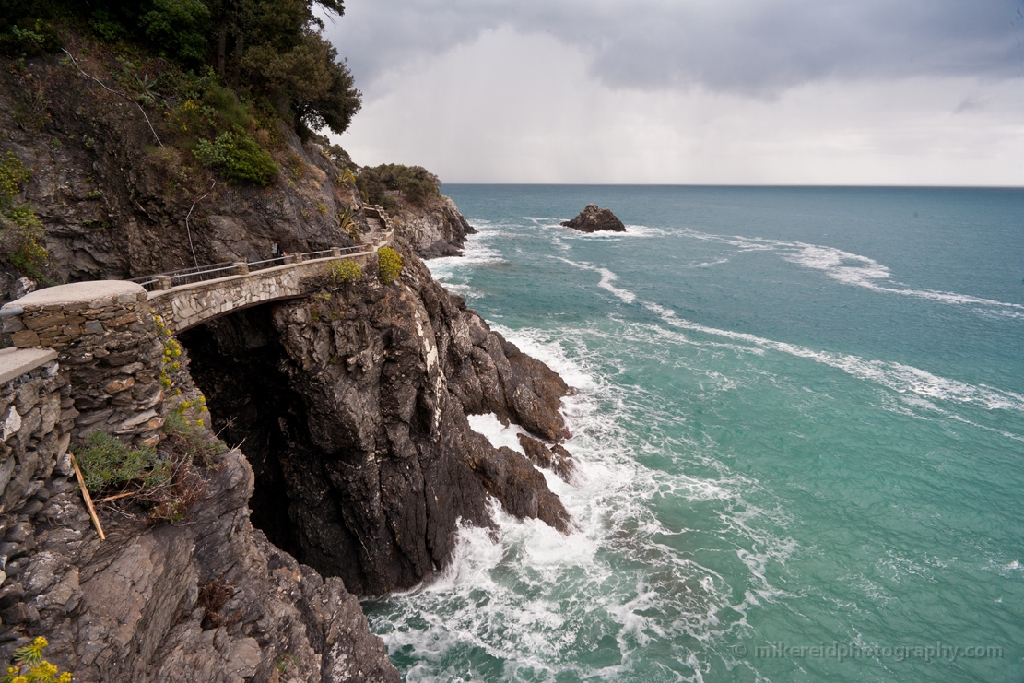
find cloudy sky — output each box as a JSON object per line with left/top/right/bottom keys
{"left": 323, "top": 0, "right": 1024, "bottom": 185}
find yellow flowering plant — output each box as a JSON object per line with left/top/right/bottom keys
{"left": 2, "top": 637, "right": 72, "bottom": 683}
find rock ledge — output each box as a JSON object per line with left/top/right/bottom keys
{"left": 560, "top": 205, "right": 626, "bottom": 233}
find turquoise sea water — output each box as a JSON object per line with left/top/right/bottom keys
{"left": 363, "top": 185, "right": 1024, "bottom": 682}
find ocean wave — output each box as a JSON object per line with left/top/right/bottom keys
{"left": 689, "top": 258, "right": 729, "bottom": 268}
{"left": 558, "top": 224, "right": 666, "bottom": 239}
{"left": 680, "top": 228, "right": 1024, "bottom": 319}
{"left": 653, "top": 307, "right": 1024, "bottom": 413}
{"left": 555, "top": 257, "right": 1024, "bottom": 413}
{"left": 553, "top": 257, "right": 637, "bottom": 304}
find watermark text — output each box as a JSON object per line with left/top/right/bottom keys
{"left": 731, "top": 641, "right": 1002, "bottom": 663}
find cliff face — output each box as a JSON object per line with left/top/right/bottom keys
{"left": 0, "top": 345, "right": 399, "bottom": 682}
{"left": 388, "top": 194, "right": 476, "bottom": 259}
{"left": 13, "top": 447, "right": 399, "bottom": 682}
{"left": 0, "top": 47, "right": 577, "bottom": 680}
{"left": 0, "top": 44, "right": 362, "bottom": 291}
{"left": 179, "top": 249, "right": 572, "bottom": 595}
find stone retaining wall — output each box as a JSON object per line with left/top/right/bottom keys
{"left": 2, "top": 282, "right": 165, "bottom": 447}
{"left": 0, "top": 350, "right": 75, "bottom": 517}
{"left": 0, "top": 349, "right": 82, "bottom": 629}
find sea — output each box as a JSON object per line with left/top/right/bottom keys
{"left": 362, "top": 185, "right": 1024, "bottom": 682}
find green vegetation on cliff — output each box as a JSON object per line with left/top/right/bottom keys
{"left": 0, "top": 152, "right": 47, "bottom": 279}
{"left": 357, "top": 164, "right": 440, "bottom": 209}
{"left": 377, "top": 246, "right": 403, "bottom": 284}
{"left": 1, "top": 0, "right": 360, "bottom": 138}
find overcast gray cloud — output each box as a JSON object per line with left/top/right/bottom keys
{"left": 323, "top": 1, "right": 1024, "bottom": 184}
{"left": 326, "top": 0, "right": 1024, "bottom": 95}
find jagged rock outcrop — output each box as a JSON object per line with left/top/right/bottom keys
{"left": 389, "top": 194, "right": 476, "bottom": 258}
{"left": 1, "top": 444, "right": 399, "bottom": 682}
{"left": 560, "top": 204, "right": 626, "bottom": 233}
{"left": 180, "top": 247, "right": 573, "bottom": 595}
{"left": 518, "top": 434, "right": 575, "bottom": 482}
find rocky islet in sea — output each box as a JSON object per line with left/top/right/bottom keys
{"left": 560, "top": 204, "right": 627, "bottom": 233}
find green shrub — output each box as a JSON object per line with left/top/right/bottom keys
{"left": 5, "top": 205, "right": 48, "bottom": 279}
{"left": 0, "top": 151, "right": 30, "bottom": 206}
{"left": 0, "top": 151, "right": 47, "bottom": 278}
{"left": 0, "top": 18, "right": 60, "bottom": 57}
{"left": 357, "top": 164, "right": 440, "bottom": 208}
{"left": 163, "top": 408, "right": 226, "bottom": 465}
{"left": 193, "top": 126, "right": 278, "bottom": 185}
{"left": 378, "top": 247, "right": 403, "bottom": 285}
{"left": 328, "top": 259, "right": 361, "bottom": 283}
{"left": 202, "top": 84, "right": 254, "bottom": 131}
{"left": 77, "top": 432, "right": 171, "bottom": 493}
{"left": 336, "top": 207, "right": 360, "bottom": 243}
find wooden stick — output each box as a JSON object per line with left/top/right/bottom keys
{"left": 96, "top": 490, "right": 137, "bottom": 503}
{"left": 69, "top": 452, "right": 105, "bottom": 541}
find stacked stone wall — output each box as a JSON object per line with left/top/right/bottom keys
{"left": 2, "top": 283, "right": 165, "bottom": 447}
{"left": 0, "top": 350, "right": 81, "bottom": 628}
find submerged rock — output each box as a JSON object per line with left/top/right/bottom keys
{"left": 560, "top": 204, "right": 626, "bottom": 233}
{"left": 518, "top": 433, "right": 575, "bottom": 483}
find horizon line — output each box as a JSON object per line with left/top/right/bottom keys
{"left": 437, "top": 182, "right": 1024, "bottom": 189}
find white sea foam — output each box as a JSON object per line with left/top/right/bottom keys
{"left": 423, "top": 218, "right": 510, "bottom": 300}
{"left": 690, "top": 258, "right": 729, "bottom": 268}
{"left": 438, "top": 283, "right": 481, "bottom": 299}
{"left": 561, "top": 224, "right": 666, "bottom": 239}
{"left": 466, "top": 412, "right": 527, "bottom": 454}
{"left": 650, "top": 304, "right": 1024, "bottom": 413}
{"left": 783, "top": 242, "right": 891, "bottom": 288}
{"left": 553, "top": 257, "right": 637, "bottom": 304}
{"left": 554, "top": 257, "right": 1024, "bottom": 414}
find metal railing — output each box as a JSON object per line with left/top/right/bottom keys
{"left": 129, "top": 244, "right": 375, "bottom": 292}
{"left": 129, "top": 261, "right": 235, "bottom": 290}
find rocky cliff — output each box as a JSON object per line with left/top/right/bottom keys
{"left": 0, "top": 40, "right": 364, "bottom": 291}
{"left": 0, "top": 44, "right": 576, "bottom": 681}
{"left": 387, "top": 194, "right": 476, "bottom": 259}
{"left": 178, "top": 250, "right": 573, "bottom": 596}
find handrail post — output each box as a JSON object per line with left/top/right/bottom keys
{"left": 330, "top": 247, "right": 341, "bottom": 257}
{"left": 157, "top": 276, "right": 173, "bottom": 290}
{"left": 232, "top": 261, "right": 249, "bottom": 276}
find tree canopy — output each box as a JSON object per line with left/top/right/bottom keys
{"left": 0, "top": 0, "right": 361, "bottom": 136}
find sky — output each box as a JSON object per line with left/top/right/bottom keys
{"left": 323, "top": 0, "right": 1024, "bottom": 185}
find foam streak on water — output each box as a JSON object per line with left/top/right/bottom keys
{"left": 681, "top": 228, "right": 1024, "bottom": 319}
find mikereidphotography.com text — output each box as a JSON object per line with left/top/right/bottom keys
{"left": 731, "top": 641, "right": 1003, "bottom": 663}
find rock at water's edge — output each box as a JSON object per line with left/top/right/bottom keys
{"left": 560, "top": 204, "right": 626, "bottom": 233}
